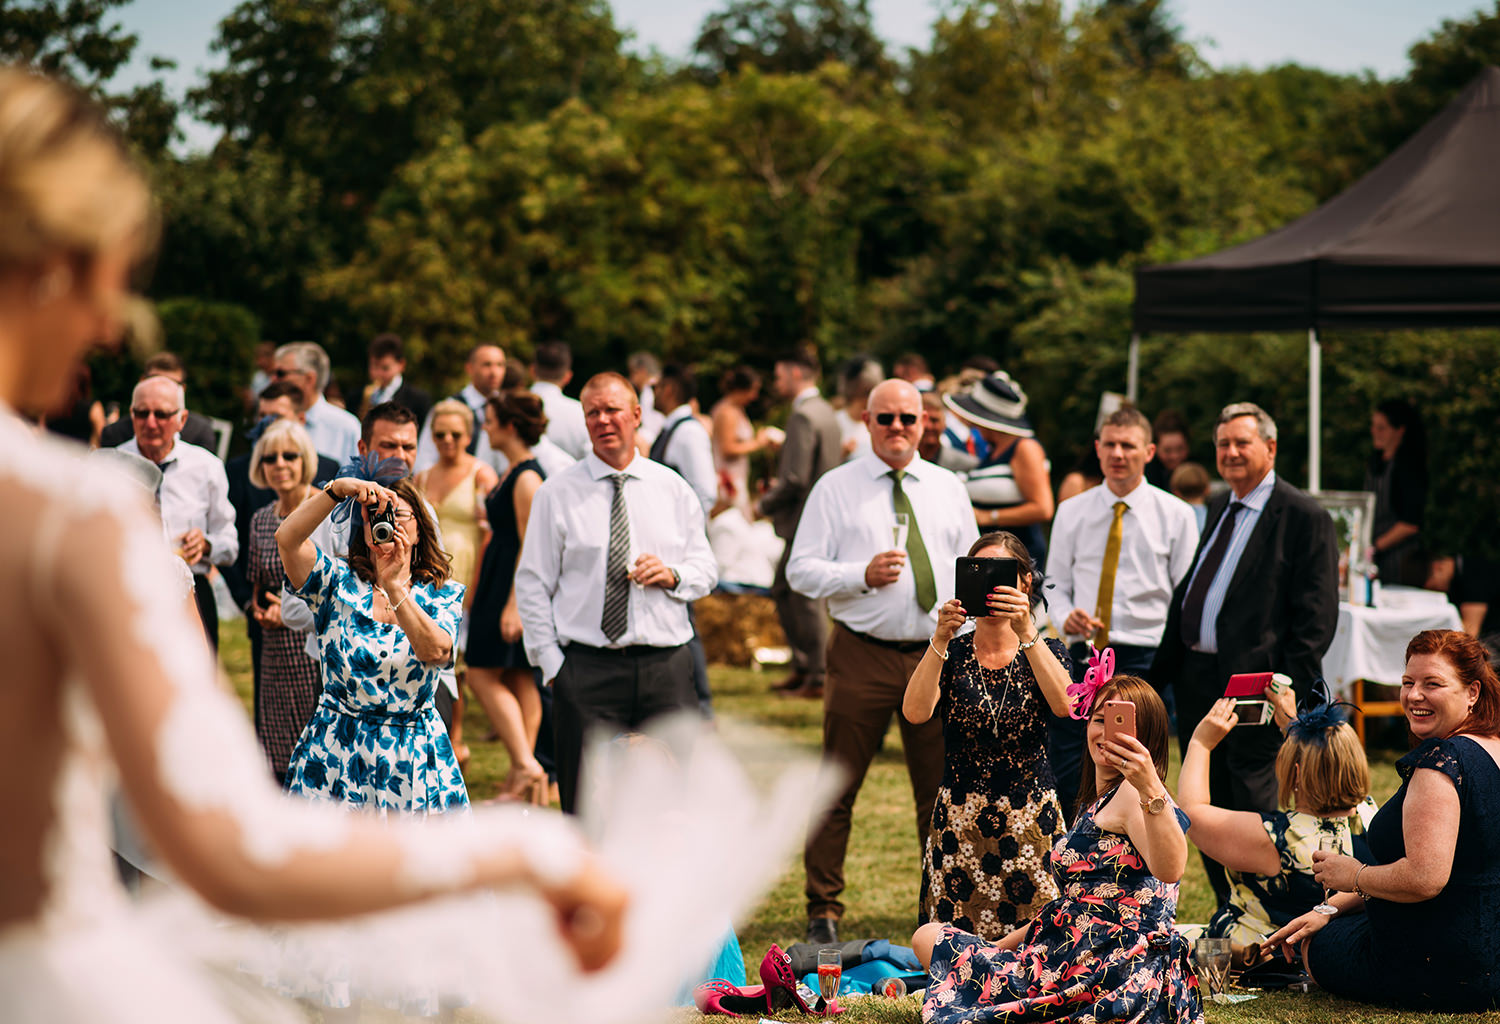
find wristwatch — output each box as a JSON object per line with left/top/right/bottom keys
{"left": 321, "top": 479, "right": 340, "bottom": 500}
{"left": 668, "top": 568, "right": 681, "bottom": 589}
{"left": 1140, "top": 792, "right": 1167, "bottom": 816}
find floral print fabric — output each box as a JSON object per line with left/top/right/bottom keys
{"left": 922, "top": 634, "right": 1069, "bottom": 938}
{"left": 923, "top": 787, "right": 1203, "bottom": 1024}
{"left": 1208, "top": 797, "right": 1377, "bottom": 947}
{"left": 285, "top": 546, "right": 468, "bottom": 814}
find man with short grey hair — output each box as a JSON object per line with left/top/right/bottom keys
{"left": 1152, "top": 400, "right": 1338, "bottom": 906}
{"left": 122, "top": 376, "right": 237, "bottom": 649}
{"left": 273, "top": 341, "right": 361, "bottom": 462}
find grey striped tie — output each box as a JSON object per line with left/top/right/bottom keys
{"left": 601, "top": 472, "right": 631, "bottom": 642}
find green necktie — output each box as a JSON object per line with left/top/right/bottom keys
{"left": 890, "top": 469, "right": 937, "bottom": 612}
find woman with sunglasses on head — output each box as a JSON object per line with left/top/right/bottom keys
{"left": 245, "top": 418, "right": 325, "bottom": 785}
{"left": 0, "top": 68, "right": 627, "bottom": 1021}
{"left": 413, "top": 398, "right": 499, "bottom": 767}
{"left": 1268, "top": 629, "right": 1500, "bottom": 1011}
{"left": 1178, "top": 686, "right": 1375, "bottom": 968}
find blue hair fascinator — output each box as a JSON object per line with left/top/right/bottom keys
{"left": 1285, "top": 677, "right": 1354, "bottom": 746}
{"left": 329, "top": 453, "right": 410, "bottom": 531}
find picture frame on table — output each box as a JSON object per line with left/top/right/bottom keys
{"left": 1315, "top": 490, "right": 1376, "bottom": 602}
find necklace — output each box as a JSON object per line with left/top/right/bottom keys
{"left": 969, "top": 639, "right": 1016, "bottom": 738}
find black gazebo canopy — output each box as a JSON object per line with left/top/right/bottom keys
{"left": 1135, "top": 66, "right": 1500, "bottom": 333}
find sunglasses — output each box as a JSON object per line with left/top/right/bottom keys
{"left": 262, "top": 451, "right": 302, "bottom": 464}
{"left": 874, "top": 412, "right": 919, "bottom": 427}
{"left": 432, "top": 431, "right": 467, "bottom": 440}
{"left": 131, "top": 408, "right": 180, "bottom": 421}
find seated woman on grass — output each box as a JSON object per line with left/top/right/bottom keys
{"left": 913, "top": 675, "right": 1202, "bottom": 1024}
{"left": 1177, "top": 690, "right": 1376, "bottom": 966}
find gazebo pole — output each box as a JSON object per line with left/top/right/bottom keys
{"left": 1308, "top": 327, "right": 1322, "bottom": 494}
{"left": 1127, "top": 333, "right": 1140, "bottom": 403}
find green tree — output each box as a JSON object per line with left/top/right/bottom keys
{"left": 0, "top": 0, "right": 179, "bottom": 155}
{"left": 692, "top": 0, "right": 894, "bottom": 81}
{"left": 190, "top": 0, "right": 629, "bottom": 205}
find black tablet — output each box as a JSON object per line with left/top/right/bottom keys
{"left": 954, "top": 556, "right": 1019, "bottom": 616}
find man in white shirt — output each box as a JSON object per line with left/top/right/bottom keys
{"left": 515, "top": 373, "right": 718, "bottom": 813}
{"left": 787, "top": 378, "right": 978, "bottom": 945}
{"left": 649, "top": 364, "right": 718, "bottom": 717}
{"left": 122, "top": 376, "right": 237, "bottom": 650}
{"left": 1043, "top": 406, "right": 1199, "bottom": 817}
{"left": 273, "top": 341, "right": 361, "bottom": 464}
{"left": 529, "top": 341, "right": 589, "bottom": 461}
{"left": 415, "top": 343, "right": 507, "bottom": 472}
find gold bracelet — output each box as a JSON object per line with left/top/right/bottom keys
{"left": 929, "top": 638, "right": 949, "bottom": 661}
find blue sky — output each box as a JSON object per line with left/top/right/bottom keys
{"left": 110, "top": 0, "right": 1489, "bottom": 152}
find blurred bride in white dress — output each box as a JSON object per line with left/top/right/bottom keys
{"left": 0, "top": 68, "right": 823, "bottom": 1024}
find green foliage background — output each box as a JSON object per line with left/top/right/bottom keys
{"left": 6, "top": 0, "right": 1499, "bottom": 555}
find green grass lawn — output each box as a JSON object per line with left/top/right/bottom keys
{"left": 220, "top": 631, "right": 1495, "bottom": 1023}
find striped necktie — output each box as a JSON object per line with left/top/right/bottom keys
{"left": 600, "top": 473, "right": 631, "bottom": 642}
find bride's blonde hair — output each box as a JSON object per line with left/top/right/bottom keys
{"left": 0, "top": 68, "right": 156, "bottom": 273}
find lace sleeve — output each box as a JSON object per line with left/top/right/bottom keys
{"left": 45, "top": 486, "right": 582, "bottom": 920}
{"left": 1397, "top": 737, "right": 1465, "bottom": 789}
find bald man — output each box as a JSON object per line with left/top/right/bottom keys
{"left": 786, "top": 379, "right": 978, "bottom": 944}
{"left": 121, "top": 376, "right": 237, "bottom": 648}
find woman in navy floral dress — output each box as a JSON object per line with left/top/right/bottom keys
{"left": 913, "top": 675, "right": 1202, "bottom": 1024}
{"left": 277, "top": 472, "right": 468, "bottom": 814}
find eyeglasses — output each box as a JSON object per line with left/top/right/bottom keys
{"left": 262, "top": 451, "right": 302, "bottom": 464}
{"left": 432, "top": 431, "right": 467, "bottom": 441}
{"left": 131, "top": 408, "right": 180, "bottom": 421}
{"left": 271, "top": 367, "right": 305, "bottom": 379}
{"left": 874, "top": 412, "right": 919, "bottom": 427}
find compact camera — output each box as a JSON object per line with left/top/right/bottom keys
{"left": 369, "top": 504, "right": 398, "bottom": 545}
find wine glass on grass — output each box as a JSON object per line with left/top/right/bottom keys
{"left": 817, "top": 948, "right": 842, "bottom": 1017}
{"left": 1193, "top": 936, "right": 1231, "bottom": 1004}
{"left": 1313, "top": 833, "right": 1346, "bottom": 915}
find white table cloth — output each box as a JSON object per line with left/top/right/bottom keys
{"left": 1322, "top": 586, "right": 1462, "bottom": 700}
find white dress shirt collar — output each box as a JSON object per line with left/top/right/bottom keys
{"left": 793, "top": 386, "right": 821, "bottom": 407}
{"left": 584, "top": 449, "right": 642, "bottom": 480}
{"left": 1101, "top": 476, "right": 1148, "bottom": 503}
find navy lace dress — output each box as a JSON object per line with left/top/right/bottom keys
{"left": 1308, "top": 736, "right": 1500, "bottom": 1011}
{"left": 923, "top": 786, "right": 1203, "bottom": 1024}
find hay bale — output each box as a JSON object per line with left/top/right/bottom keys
{"left": 695, "top": 591, "right": 785, "bottom": 666}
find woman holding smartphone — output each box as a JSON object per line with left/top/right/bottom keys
{"left": 903, "top": 531, "right": 1074, "bottom": 939}
{"left": 912, "top": 676, "right": 1201, "bottom": 1024}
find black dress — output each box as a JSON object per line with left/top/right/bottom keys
{"left": 466, "top": 458, "right": 543, "bottom": 669}
{"left": 920, "top": 634, "right": 1070, "bottom": 939}
{"left": 1309, "top": 737, "right": 1500, "bottom": 1011}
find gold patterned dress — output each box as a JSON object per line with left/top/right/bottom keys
{"left": 920, "top": 634, "right": 1070, "bottom": 939}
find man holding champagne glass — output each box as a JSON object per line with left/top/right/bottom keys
{"left": 787, "top": 378, "right": 978, "bottom": 945}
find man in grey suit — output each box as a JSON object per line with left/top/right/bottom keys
{"left": 756, "top": 349, "right": 843, "bottom": 698}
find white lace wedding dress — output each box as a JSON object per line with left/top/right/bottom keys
{"left": 0, "top": 407, "right": 829, "bottom": 1023}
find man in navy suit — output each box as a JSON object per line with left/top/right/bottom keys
{"left": 1151, "top": 402, "right": 1338, "bottom": 903}
{"left": 359, "top": 333, "right": 431, "bottom": 425}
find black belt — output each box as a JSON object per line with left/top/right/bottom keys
{"left": 836, "top": 622, "right": 926, "bottom": 654}
{"left": 566, "top": 642, "right": 682, "bottom": 658}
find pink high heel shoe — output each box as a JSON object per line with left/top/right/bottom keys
{"left": 694, "top": 944, "right": 839, "bottom": 1017}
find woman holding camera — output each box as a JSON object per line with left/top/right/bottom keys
{"left": 276, "top": 473, "right": 469, "bottom": 813}
{"left": 903, "top": 531, "right": 1074, "bottom": 939}
{"left": 246, "top": 417, "right": 324, "bottom": 785}
{"left": 1178, "top": 689, "right": 1375, "bottom": 964}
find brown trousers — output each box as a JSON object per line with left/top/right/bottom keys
{"left": 804, "top": 624, "right": 945, "bottom": 921}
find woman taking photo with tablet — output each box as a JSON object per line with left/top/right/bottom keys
{"left": 904, "top": 532, "right": 1073, "bottom": 939}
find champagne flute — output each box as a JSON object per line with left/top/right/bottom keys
{"left": 891, "top": 512, "right": 909, "bottom": 551}
{"left": 1192, "top": 936, "right": 1231, "bottom": 1004}
{"left": 1313, "top": 833, "right": 1345, "bottom": 915}
{"left": 816, "top": 948, "right": 842, "bottom": 1017}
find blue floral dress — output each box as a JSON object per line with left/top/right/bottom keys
{"left": 924, "top": 787, "right": 1203, "bottom": 1024}
{"left": 285, "top": 546, "right": 469, "bottom": 813}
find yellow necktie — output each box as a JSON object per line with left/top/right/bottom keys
{"left": 1093, "top": 501, "right": 1128, "bottom": 648}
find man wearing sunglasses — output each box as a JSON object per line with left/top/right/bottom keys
{"left": 787, "top": 378, "right": 978, "bottom": 945}
{"left": 98, "top": 351, "right": 218, "bottom": 452}
{"left": 120, "top": 376, "right": 237, "bottom": 650}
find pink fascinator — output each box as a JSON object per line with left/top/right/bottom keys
{"left": 1066, "top": 645, "right": 1115, "bottom": 720}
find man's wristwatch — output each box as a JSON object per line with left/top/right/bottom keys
{"left": 668, "top": 568, "right": 681, "bottom": 589}
{"left": 321, "top": 479, "right": 340, "bottom": 500}
{"left": 1140, "top": 792, "right": 1167, "bottom": 816}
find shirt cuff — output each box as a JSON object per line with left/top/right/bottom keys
{"left": 842, "top": 561, "right": 872, "bottom": 595}
{"left": 537, "top": 646, "right": 566, "bottom": 686}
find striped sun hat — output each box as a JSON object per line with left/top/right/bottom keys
{"left": 942, "top": 370, "right": 1033, "bottom": 437}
